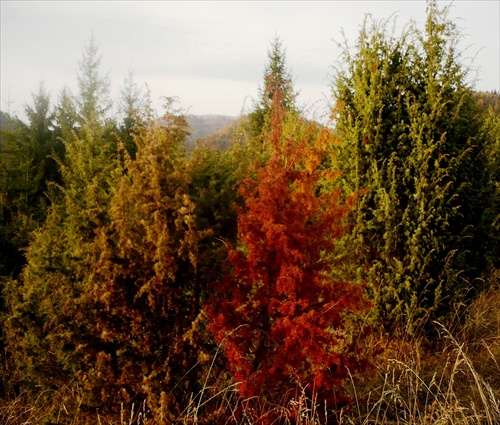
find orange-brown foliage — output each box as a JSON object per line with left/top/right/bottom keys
{"left": 206, "top": 91, "right": 370, "bottom": 420}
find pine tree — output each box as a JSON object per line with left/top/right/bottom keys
{"left": 76, "top": 32, "right": 112, "bottom": 126}
{"left": 248, "top": 36, "right": 297, "bottom": 138}
{"left": 117, "top": 67, "right": 148, "bottom": 159}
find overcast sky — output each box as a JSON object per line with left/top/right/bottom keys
{"left": 1, "top": 1, "right": 499, "bottom": 122}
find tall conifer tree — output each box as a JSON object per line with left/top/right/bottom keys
{"left": 3, "top": 34, "right": 120, "bottom": 403}
{"left": 117, "top": 67, "right": 147, "bottom": 159}
{"left": 332, "top": 1, "right": 493, "bottom": 332}
{"left": 248, "top": 36, "right": 297, "bottom": 138}
{"left": 76, "top": 32, "right": 112, "bottom": 125}
{"left": 0, "top": 82, "right": 58, "bottom": 277}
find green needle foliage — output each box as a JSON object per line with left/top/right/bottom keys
{"left": 3, "top": 113, "right": 120, "bottom": 402}
{"left": 75, "top": 32, "right": 112, "bottom": 126}
{"left": 0, "top": 82, "right": 60, "bottom": 278}
{"left": 247, "top": 36, "right": 297, "bottom": 139}
{"left": 331, "top": 1, "right": 494, "bottom": 333}
{"left": 478, "top": 98, "right": 500, "bottom": 268}
{"left": 3, "top": 33, "right": 121, "bottom": 408}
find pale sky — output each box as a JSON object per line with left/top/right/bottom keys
{"left": 1, "top": 1, "right": 499, "bottom": 122}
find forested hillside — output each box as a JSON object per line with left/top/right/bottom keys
{"left": 186, "top": 115, "right": 237, "bottom": 146}
{"left": 0, "top": 2, "right": 499, "bottom": 424}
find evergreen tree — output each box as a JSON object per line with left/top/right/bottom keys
{"left": 24, "top": 81, "right": 63, "bottom": 195}
{"left": 187, "top": 144, "right": 241, "bottom": 285}
{"left": 3, "top": 110, "right": 120, "bottom": 397}
{"left": 72, "top": 98, "right": 216, "bottom": 419}
{"left": 331, "top": 1, "right": 493, "bottom": 332}
{"left": 248, "top": 36, "right": 297, "bottom": 138}
{"left": 76, "top": 32, "right": 112, "bottom": 125}
{"left": 52, "top": 32, "right": 114, "bottom": 141}
{"left": 480, "top": 100, "right": 500, "bottom": 268}
{"left": 117, "top": 68, "right": 149, "bottom": 159}
{"left": 0, "top": 82, "right": 58, "bottom": 277}
{"left": 3, "top": 35, "right": 120, "bottom": 410}
{"left": 0, "top": 112, "right": 30, "bottom": 277}
{"left": 54, "top": 86, "right": 78, "bottom": 144}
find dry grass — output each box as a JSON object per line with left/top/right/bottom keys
{"left": 339, "top": 325, "right": 499, "bottom": 425}
{"left": 0, "top": 387, "right": 82, "bottom": 425}
{"left": 1, "top": 285, "right": 499, "bottom": 425}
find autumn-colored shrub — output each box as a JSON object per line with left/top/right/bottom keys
{"left": 72, "top": 100, "right": 219, "bottom": 420}
{"left": 205, "top": 91, "right": 371, "bottom": 421}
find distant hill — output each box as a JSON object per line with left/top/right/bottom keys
{"left": 193, "top": 116, "right": 249, "bottom": 150}
{"left": 474, "top": 90, "right": 500, "bottom": 115}
{"left": 0, "top": 112, "right": 7, "bottom": 129}
{"left": 0, "top": 111, "right": 20, "bottom": 148}
{"left": 186, "top": 115, "right": 238, "bottom": 147}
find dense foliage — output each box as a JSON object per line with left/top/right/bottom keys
{"left": 206, "top": 90, "right": 370, "bottom": 418}
{"left": 0, "top": 83, "right": 61, "bottom": 278}
{"left": 0, "top": 2, "right": 499, "bottom": 423}
{"left": 2, "top": 34, "right": 121, "bottom": 405}
{"left": 331, "top": 1, "right": 496, "bottom": 333}
{"left": 77, "top": 100, "right": 212, "bottom": 417}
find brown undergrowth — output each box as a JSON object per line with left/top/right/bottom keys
{"left": 1, "top": 283, "right": 498, "bottom": 425}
